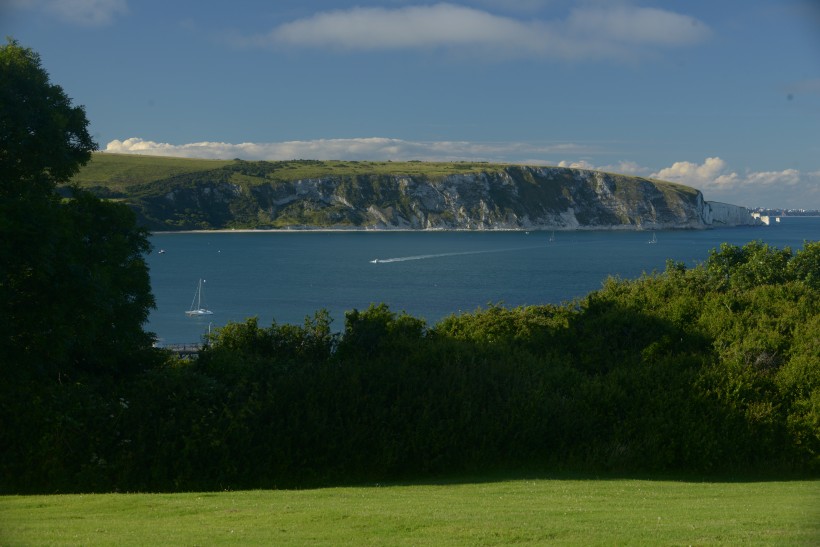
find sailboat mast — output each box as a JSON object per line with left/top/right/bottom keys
{"left": 190, "top": 280, "right": 199, "bottom": 311}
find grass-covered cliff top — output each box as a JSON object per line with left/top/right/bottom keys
{"left": 71, "top": 152, "right": 517, "bottom": 190}
{"left": 70, "top": 153, "right": 233, "bottom": 192}
{"left": 71, "top": 152, "right": 696, "bottom": 194}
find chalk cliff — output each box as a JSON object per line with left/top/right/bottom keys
{"left": 699, "top": 200, "right": 761, "bottom": 226}
{"left": 130, "top": 163, "right": 760, "bottom": 231}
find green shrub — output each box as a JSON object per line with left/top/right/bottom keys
{"left": 4, "top": 242, "right": 818, "bottom": 493}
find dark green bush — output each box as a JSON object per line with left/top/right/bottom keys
{"left": 3, "top": 241, "right": 818, "bottom": 493}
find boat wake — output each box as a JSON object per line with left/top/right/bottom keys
{"left": 370, "top": 246, "right": 544, "bottom": 264}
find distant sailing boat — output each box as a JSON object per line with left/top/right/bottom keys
{"left": 185, "top": 278, "right": 213, "bottom": 316}
{"left": 648, "top": 232, "right": 657, "bottom": 244}
{"left": 549, "top": 231, "right": 555, "bottom": 243}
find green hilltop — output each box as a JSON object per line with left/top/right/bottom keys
{"left": 70, "top": 153, "right": 234, "bottom": 194}
{"left": 71, "top": 152, "right": 513, "bottom": 189}
{"left": 71, "top": 152, "right": 705, "bottom": 231}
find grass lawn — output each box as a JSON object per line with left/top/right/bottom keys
{"left": 2, "top": 476, "right": 818, "bottom": 545}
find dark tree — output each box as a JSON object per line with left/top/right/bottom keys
{"left": 0, "top": 38, "right": 96, "bottom": 197}
{"left": 0, "top": 39, "right": 156, "bottom": 382}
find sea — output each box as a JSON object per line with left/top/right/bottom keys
{"left": 147, "top": 217, "right": 820, "bottom": 345}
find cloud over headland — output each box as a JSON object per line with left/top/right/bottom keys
{"left": 651, "top": 158, "right": 818, "bottom": 209}
{"left": 104, "top": 137, "right": 595, "bottom": 163}
{"left": 105, "top": 137, "right": 818, "bottom": 209}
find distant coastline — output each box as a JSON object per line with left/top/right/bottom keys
{"left": 74, "top": 154, "right": 762, "bottom": 232}
{"left": 153, "top": 223, "right": 764, "bottom": 235}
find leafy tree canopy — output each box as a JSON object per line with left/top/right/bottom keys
{"left": 0, "top": 38, "right": 96, "bottom": 197}
{"left": 0, "top": 39, "right": 156, "bottom": 383}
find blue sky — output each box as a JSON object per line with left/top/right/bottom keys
{"left": 3, "top": 0, "right": 819, "bottom": 209}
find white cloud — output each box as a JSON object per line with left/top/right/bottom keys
{"left": 252, "top": 3, "right": 710, "bottom": 61}
{"left": 10, "top": 0, "right": 128, "bottom": 26}
{"left": 744, "top": 169, "right": 802, "bottom": 187}
{"left": 567, "top": 6, "right": 710, "bottom": 47}
{"left": 649, "top": 158, "right": 807, "bottom": 197}
{"left": 648, "top": 157, "right": 818, "bottom": 208}
{"left": 104, "top": 136, "right": 593, "bottom": 162}
{"left": 557, "top": 159, "right": 596, "bottom": 170}
{"left": 263, "top": 4, "right": 544, "bottom": 54}
{"left": 652, "top": 157, "right": 736, "bottom": 187}
{"left": 470, "top": 0, "right": 550, "bottom": 13}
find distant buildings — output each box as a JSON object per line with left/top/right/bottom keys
{"left": 753, "top": 208, "right": 819, "bottom": 217}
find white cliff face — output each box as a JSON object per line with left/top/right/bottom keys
{"left": 701, "top": 201, "right": 761, "bottom": 226}
{"left": 144, "top": 166, "right": 762, "bottom": 230}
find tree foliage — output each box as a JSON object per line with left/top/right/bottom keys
{"left": 5, "top": 240, "right": 817, "bottom": 493}
{"left": 1, "top": 39, "right": 162, "bottom": 493}
{"left": 0, "top": 38, "right": 95, "bottom": 196}
{"left": 0, "top": 39, "right": 157, "bottom": 384}
{"left": 2, "top": 43, "right": 818, "bottom": 494}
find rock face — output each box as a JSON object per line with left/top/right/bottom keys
{"left": 700, "top": 200, "right": 761, "bottom": 226}
{"left": 132, "top": 165, "right": 760, "bottom": 230}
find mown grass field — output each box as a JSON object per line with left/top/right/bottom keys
{"left": 2, "top": 476, "right": 818, "bottom": 545}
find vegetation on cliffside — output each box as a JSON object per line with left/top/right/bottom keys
{"left": 72, "top": 153, "right": 705, "bottom": 231}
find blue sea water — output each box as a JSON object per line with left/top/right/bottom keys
{"left": 147, "top": 217, "right": 820, "bottom": 344}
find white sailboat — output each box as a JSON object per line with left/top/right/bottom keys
{"left": 185, "top": 278, "right": 213, "bottom": 316}
{"left": 648, "top": 232, "right": 657, "bottom": 244}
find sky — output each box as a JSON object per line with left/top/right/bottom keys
{"left": 3, "top": 0, "right": 819, "bottom": 209}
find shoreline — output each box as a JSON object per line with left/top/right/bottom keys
{"left": 150, "top": 224, "right": 762, "bottom": 235}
